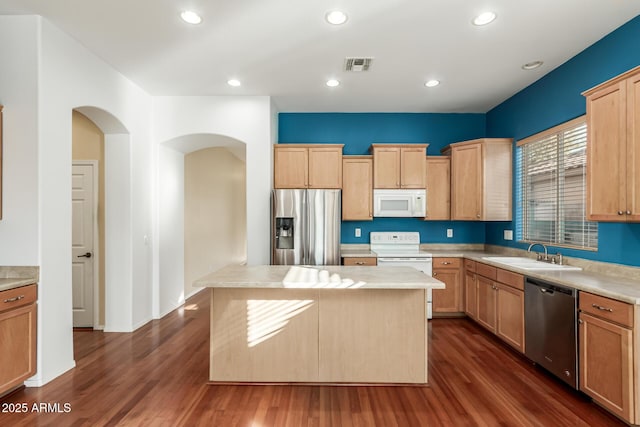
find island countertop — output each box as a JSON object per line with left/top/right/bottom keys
{"left": 194, "top": 264, "right": 445, "bottom": 290}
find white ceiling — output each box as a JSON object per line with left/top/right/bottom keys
{"left": 1, "top": 0, "right": 639, "bottom": 113}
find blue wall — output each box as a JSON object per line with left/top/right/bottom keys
{"left": 486, "top": 15, "right": 640, "bottom": 267}
{"left": 278, "top": 113, "right": 486, "bottom": 243}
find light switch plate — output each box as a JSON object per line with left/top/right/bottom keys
{"left": 446, "top": 229, "right": 453, "bottom": 238}
{"left": 504, "top": 230, "right": 513, "bottom": 240}
{"left": 355, "top": 228, "right": 361, "bottom": 237}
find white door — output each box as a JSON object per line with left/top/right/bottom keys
{"left": 72, "top": 164, "right": 96, "bottom": 327}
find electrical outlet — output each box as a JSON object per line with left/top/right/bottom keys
{"left": 355, "top": 228, "right": 361, "bottom": 238}
{"left": 504, "top": 230, "right": 513, "bottom": 240}
{"left": 446, "top": 229, "right": 453, "bottom": 238}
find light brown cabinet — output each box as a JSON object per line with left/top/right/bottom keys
{"left": 432, "top": 257, "right": 462, "bottom": 315}
{"left": 1, "top": 105, "right": 3, "bottom": 219}
{"left": 578, "top": 291, "right": 635, "bottom": 423}
{"left": 464, "top": 260, "right": 477, "bottom": 319}
{"left": 0, "top": 284, "right": 37, "bottom": 396}
{"left": 371, "top": 144, "right": 428, "bottom": 189}
{"left": 449, "top": 138, "right": 512, "bottom": 221}
{"left": 425, "top": 156, "right": 450, "bottom": 220}
{"left": 342, "top": 156, "right": 373, "bottom": 220}
{"left": 467, "top": 262, "right": 525, "bottom": 353}
{"left": 342, "top": 257, "right": 377, "bottom": 266}
{"left": 583, "top": 66, "right": 640, "bottom": 222}
{"left": 273, "top": 144, "right": 344, "bottom": 189}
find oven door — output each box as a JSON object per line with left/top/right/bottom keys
{"left": 377, "top": 257, "right": 433, "bottom": 319}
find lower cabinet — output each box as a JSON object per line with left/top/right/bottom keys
{"left": 432, "top": 257, "right": 462, "bottom": 315}
{"left": 464, "top": 260, "right": 477, "bottom": 319}
{"left": 0, "top": 284, "right": 37, "bottom": 396}
{"left": 466, "top": 262, "right": 525, "bottom": 353}
{"left": 476, "top": 275, "right": 497, "bottom": 332}
{"left": 579, "top": 291, "right": 635, "bottom": 424}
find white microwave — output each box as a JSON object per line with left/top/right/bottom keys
{"left": 373, "top": 189, "right": 426, "bottom": 217}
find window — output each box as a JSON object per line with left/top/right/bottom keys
{"left": 516, "top": 116, "right": 598, "bottom": 250}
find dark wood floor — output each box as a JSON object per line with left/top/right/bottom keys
{"left": 1, "top": 290, "right": 625, "bottom": 426}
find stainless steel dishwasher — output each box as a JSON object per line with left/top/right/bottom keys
{"left": 524, "top": 277, "right": 578, "bottom": 388}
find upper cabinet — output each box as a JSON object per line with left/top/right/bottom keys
{"left": 449, "top": 138, "right": 512, "bottom": 221}
{"left": 425, "top": 156, "right": 450, "bottom": 220}
{"left": 371, "top": 144, "right": 428, "bottom": 189}
{"left": 274, "top": 144, "right": 344, "bottom": 189}
{"left": 342, "top": 156, "right": 373, "bottom": 221}
{"left": 583, "top": 66, "right": 640, "bottom": 222}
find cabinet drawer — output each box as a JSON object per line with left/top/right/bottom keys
{"left": 434, "top": 257, "right": 461, "bottom": 269}
{"left": 475, "top": 263, "right": 497, "bottom": 281}
{"left": 464, "top": 259, "right": 476, "bottom": 272}
{"left": 579, "top": 292, "right": 633, "bottom": 328}
{"left": 0, "top": 285, "right": 37, "bottom": 313}
{"left": 343, "top": 257, "right": 377, "bottom": 266}
{"left": 496, "top": 269, "right": 524, "bottom": 291}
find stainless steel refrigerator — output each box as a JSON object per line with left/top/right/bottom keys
{"left": 272, "top": 189, "right": 341, "bottom": 265}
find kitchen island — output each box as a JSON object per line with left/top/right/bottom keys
{"left": 194, "top": 264, "right": 444, "bottom": 384}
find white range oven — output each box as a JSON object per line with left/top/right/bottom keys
{"left": 370, "top": 231, "right": 433, "bottom": 319}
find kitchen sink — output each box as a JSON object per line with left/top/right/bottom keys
{"left": 482, "top": 256, "right": 582, "bottom": 271}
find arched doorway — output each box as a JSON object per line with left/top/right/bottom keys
{"left": 71, "top": 106, "right": 132, "bottom": 332}
{"left": 156, "top": 134, "right": 247, "bottom": 317}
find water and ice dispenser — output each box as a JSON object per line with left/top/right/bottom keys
{"left": 275, "top": 217, "right": 294, "bottom": 249}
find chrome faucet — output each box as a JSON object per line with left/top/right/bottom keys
{"left": 527, "top": 243, "right": 548, "bottom": 261}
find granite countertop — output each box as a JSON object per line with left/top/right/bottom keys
{"left": 341, "top": 246, "right": 640, "bottom": 305}
{"left": 0, "top": 266, "right": 39, "bottom": 292}
{"left": 195, "top": 264, "right": 445, "bottom": 290}
{"left": 340, "top": 248, "right": 377, "bottom": 258}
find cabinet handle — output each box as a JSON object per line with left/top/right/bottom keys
{"left": 433, "top": 272, "right": 438, "bottom": 277}
{"left": 476, "top": 214, "right": 481, "bottom": 218}
{"left": 578, "top": 319, "right": 583, "bottom": 325}
{"left": 591, "top": 303, "right": 613, "bottom": 312}
{"left": 441, "top": 261, "right": 451, "bottom": 265}
{"left": 626, "top": 210, "right": 632, "bottom": 215}
{"left": 618, "top": 211, "right": 624, "bottom": 215}
{"left": 3, "top": 295, "right": 25, "bottom": 303}
{"left": 355, "top": 261, "right": 365, "bottom": 265}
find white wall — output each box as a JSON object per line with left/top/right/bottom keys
{"left": 158, "top": 145, "right": 185, "bottom": 317}
{"left": 153, "top": 97, "right": 273, "bottom": 268}
{"left": 0, "top": 16, "right": 40, "bottom": 265}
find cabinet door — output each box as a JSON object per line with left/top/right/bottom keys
{"left": 451, "top": 143, "right": 482, "bottom": 220}
{"left": 476, "top": 275, "right": 496, "bottom": 332}
{"left": 579, "top": 312, "right": 634, "bottom": 423}
{"left": 586, "top": 81, "right": 627, "bottom": 221}
{"left": 342, "top": 158, "right": 373, "bottom": 220}
{"left": 373, "top": 147, "right": 400, "bottom": 188}
{"left": 425, "top": 157, "right": 450, "bottom": 220}
{"left": 400, "top": 147, "right": 426, "bottom": 188}
{"left": 309, "top": 147, "right": 343, "bottom": 189}
{"left": 464, "top": 270, "right": 477, "bottom": 319}
{"left": 627, "top": 72, "right": 640, "bottom": 221}
{"left": 432, "top": 264, "right": 462, "bottom": 314}
{"left": 0, "top": 303, "right": 37, "bottom": 394}
{"left": 495, "top": 283, "right": 525, "bottom": 353}
{"left": 274, "top": 147, "right": 308, "bottom": 188}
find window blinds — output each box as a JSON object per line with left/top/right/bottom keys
{"left": 516, "top": 119, "right": 597, "bottom": 250}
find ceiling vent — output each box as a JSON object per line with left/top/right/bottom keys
{"left": 344, "top": 57, "right": 373, "bottom": 72}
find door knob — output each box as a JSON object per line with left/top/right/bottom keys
{"left": 77, "top": 252, "right": 92, "bottom": 258}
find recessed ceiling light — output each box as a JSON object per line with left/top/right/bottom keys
{"left": 181, "top": 10, "right": 202, "bottom": 25}
{"left": 425, "top": 80, "right": 440, "bottom": 88}
{"left": 227, "top": 79, "right": 241, "bottom": 87}
{"left": 472, "top": 11, "right": 496, "bottom": 26}
{"left": 326, "top": 79, "right": 340, "bottom": 87}
{"left": 325, "top": 10, "right": 348, "bottom": 25}
{"left": 522, "top": 61, "right": 544, "bottom": 70}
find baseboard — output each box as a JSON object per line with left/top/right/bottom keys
{"left": 24, "top": 360, "right": 76, "bottom": 387}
